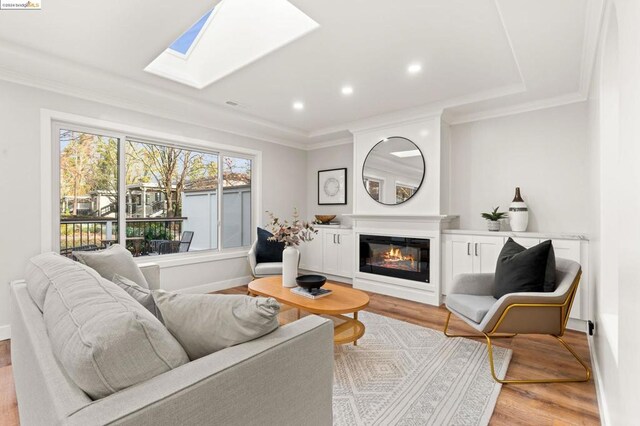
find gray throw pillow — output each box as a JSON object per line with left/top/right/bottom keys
{"left": 73, "top": 244, "right": 149, "bottom": 289}
{"left": 112, "top": 274, "right": 162, "bottom": 322}
{"left": 152, "top": 291, "right": 281, "bottom": 360}
{"left": 43, "top": 268, "right": 189, "bottom": 399}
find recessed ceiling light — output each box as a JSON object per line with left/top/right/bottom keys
{"left": 293, "top": 101, "right": 304, "bottom": 110}
{"left": 391, "top": 149, "right": 421, "bottom": 158}
{"left": 407, "top": 63, "right": 422, "bottom": 74}
{"left": 341, "top": 86, "right": 354, "bottom": 95}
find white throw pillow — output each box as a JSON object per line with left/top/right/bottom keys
{"left": 152, "top": 291, "right": 281, "bottom": 360}
{"left": 73, "top": 244, "right": 149, "bottom": 289}
{"left": 43, "top": 271, "right": 189, "bottom": 400}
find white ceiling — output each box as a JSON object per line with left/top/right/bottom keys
{"left": 0, "top": 0, "right": 600, "bottom": 147}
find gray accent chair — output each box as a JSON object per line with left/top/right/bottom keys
{"left": 11, "top": 262, "right": 334, "bottom": 425}
{"left": 247, "top": 239, "right": 283, "bottom": 278}
{"left": 444, "top": 258, "right": 591, "bottom": 384}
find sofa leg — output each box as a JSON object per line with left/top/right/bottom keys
{"left": 483, "top": 333, "right": 591, "bottom": 384}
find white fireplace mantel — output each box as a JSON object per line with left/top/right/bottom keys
{"left": 350, "top": 214, "right": 459, "bottom": 306}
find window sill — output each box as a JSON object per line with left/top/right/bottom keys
{"left": 135, "top": 248, "right": 249, "bottom": 269}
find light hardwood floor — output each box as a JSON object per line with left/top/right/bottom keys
{"left": 0, "top": 284, "right": 600, "bottom": 425}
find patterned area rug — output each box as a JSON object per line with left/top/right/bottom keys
{"left": 333, "top": 311, "right": 512, "bottom": 426}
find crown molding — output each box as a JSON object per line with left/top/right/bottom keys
{"left": 447, "top": 91, "right": 586, "bottom": 125}
{"left": 305, "top": 137, "right": 353, "bottom": 151}
{"left": 0, "top": 43, "right": 310, "bottom": 150}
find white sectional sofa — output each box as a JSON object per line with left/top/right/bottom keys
{"left": 11, "top": 260, "right": 334, "bottom": 425}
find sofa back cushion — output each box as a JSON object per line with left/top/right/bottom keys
{"left": 73, "top": 244, "right": 150, "bottom": 289}
{"left": 26, "top": 252, "right": 101, "bottom": 311}
{"left": 42, "top": 264, "right": 189, "bottom": 400}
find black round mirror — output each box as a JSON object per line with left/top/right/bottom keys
{"left": 362, "top": 136, "right": 425, "bottom": 205}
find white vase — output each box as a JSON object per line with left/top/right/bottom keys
{"left": 509, "top": 187, "right": 529, "bottom": 232}
{"left": 282, "top": 246, "right": 299, "bottom": 288}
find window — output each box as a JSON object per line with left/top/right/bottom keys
{"left": 56, "top": 124, "right": 254, "bottom": 258}
{"left": 395, "top": 183, "right": 417, "bottom": 204}
{"left": 364, "top": 177, "right": 382, "bottom": 202}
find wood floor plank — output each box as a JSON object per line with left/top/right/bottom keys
{"left": 0, "top": 281, "right": 600, "bottom": 425}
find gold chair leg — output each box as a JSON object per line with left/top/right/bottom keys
{"left": 443, "top": 311, "right": 516, "bottom": 338}
{"left": 484, "top": 333, "right": 591, "bottom": 384}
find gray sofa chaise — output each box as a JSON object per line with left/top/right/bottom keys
{"left": 11, "top": 262, "right": 334, "bottom": 426}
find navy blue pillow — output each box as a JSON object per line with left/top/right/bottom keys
{"left": 255, "top": 228, "right": 284, "bottom": 263}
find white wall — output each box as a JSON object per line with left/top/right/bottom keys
{"left": 449, "top": 102, "right": 590, "bottom": 233}
{"left": 305, "top": 142, "right": 353, "bottom": 224}
{"left": 0, "top": 79, "right": 307, "bottom": 335}
{"left": 588, "top": 0, "right": 640, "bottom": 423}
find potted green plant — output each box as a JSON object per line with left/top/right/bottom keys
{"left": 481, "top": 206, "right": 508, "bottom": 231}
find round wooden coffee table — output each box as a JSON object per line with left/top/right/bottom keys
{"left": 248, "top": 276, "right": 370, "bottom": 345}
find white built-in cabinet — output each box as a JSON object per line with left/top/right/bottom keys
{"left": 442, "top": 231, "right": 588, "bottom": 322}
{"left": 299, "top": 226, "right": 354, "bottom": 279}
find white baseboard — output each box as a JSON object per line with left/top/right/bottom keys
{"left": 298, "top": 270, "right": 353, "bottom": 285}
{"left": 173, "top": 276, "right": 252, "bottom": 294}
{"left": 566, "top": 318, "right": 588, "bottom": 333}
{"left": 354, "top": 278, "right": 439, "bottom": 306}
{"left": 0, "top": 325, "right": 10, "bottom": 341}
{"left": 588, "top": 334, "right": 609, "bottom": 426}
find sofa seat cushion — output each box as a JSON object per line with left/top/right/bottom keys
{"left": 153, "top": 291, "right": 280, "bottom": 360}
{"left": 73, "top": 244, "right": 150, "bottom": 289}
{"left": 42, "top": 265, "right": 189, "bottom": 400}
{"left": 255, "top": 262, "right": 283, "bottom": 276}
{"left": 446, "top": 294, "right": 497, "bottom": 324}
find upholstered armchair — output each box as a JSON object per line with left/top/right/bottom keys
{"left": 247, "top": 239, "right": 283, "bottom": 278}
{"left": 444, "top": 258, "right": 591, "bottom": 384}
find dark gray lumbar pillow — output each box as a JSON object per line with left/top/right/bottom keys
{"left": 73, "top": 244, "right": 150, "bottom": 289}
{"left": 112, "top": 274, "right": 163, "bottom": 322}
{"left": 152, "top": 291, "right": 281, "bottom": 360}
{"left": 493, "top": 238, "right": 555, "bottom": 299}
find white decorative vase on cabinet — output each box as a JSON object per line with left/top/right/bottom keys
{"left": 282, "top": 246, "right": 299, "bottom": 288}
{"left": 509, "top": 187, "right": 529, "bottom": 232}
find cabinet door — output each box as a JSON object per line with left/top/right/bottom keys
{"left": 336, "top": 231, "right": 354, "bottom": 278}
{"left": 510, "top": 237, "right": 540, "bottom": 248}
{"left": 473, "top": 236, "right": 504, "bottom": 273}
{"left": 449, "top": 236, "right": 473, "bottom": 285}
{"left": 551, "top": 239, "right": 583, "bottom": 319}
{"left": 299, "top": 230, "right": 323, "bottom": 272}
{"left": 322, "top": 231, "right": 339, "bottom": 275}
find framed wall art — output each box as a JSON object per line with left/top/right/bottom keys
{"left": 318, "top": 168, "right": 347, "bottom": 205}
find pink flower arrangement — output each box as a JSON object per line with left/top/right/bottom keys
{"left": 266, "top": 208, "right": 317, "bottom": 247}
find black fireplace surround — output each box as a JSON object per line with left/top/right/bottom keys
{"left": 359, "top": 234, "right": 430, "bottom": 282}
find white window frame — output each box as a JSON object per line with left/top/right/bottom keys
{"left": 42, "top": 109, "right": 262, "bottom": 265}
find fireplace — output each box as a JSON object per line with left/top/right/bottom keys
{"left": 359, "top": 234, "right": 430, "bottom": 282}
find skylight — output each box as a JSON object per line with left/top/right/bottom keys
{"left": 168, "top": 9, "right": 213, "bottom": 56}
{"left": 145, "top": 0, "right": 320, "bottom": 89}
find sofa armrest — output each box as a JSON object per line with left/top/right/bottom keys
{"left": 66, "top": 315, "right": 334, "bottom": 426}
{"left": 450, "top": 273, "right": 495, "bottom": 296}
{"left": 137, "top": 262, "right": 160, "bottom": 290}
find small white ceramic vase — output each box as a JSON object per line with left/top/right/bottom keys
{"left": 509, "top": 187, "right": 529, "bottom": 232}
{"left": 282, "top": 246, "right": 299, "bottom": 288}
